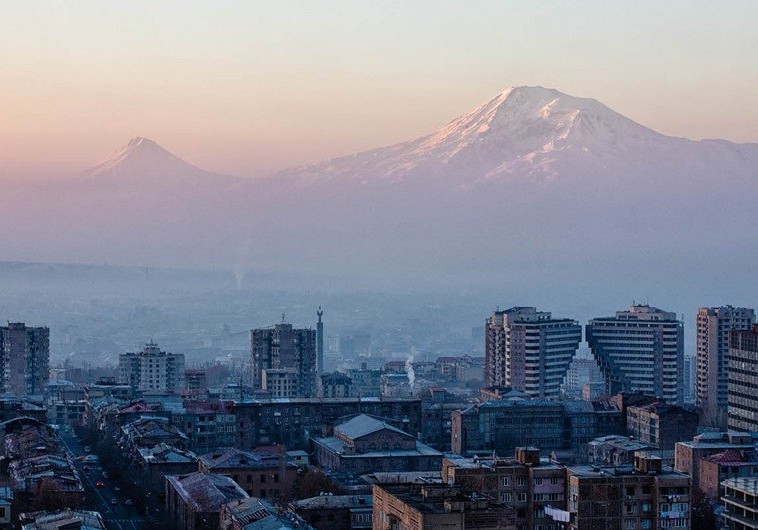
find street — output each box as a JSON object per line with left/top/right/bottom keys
{"left": 60, "top": 431, "right": 152, "bottom": 530}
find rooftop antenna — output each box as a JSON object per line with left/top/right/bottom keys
{"left": 281, "top": 313, "right": 286, "bottom": 324}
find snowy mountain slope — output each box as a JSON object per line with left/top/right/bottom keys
{"left": 277, "top": 86, "right": 758, "bottom": 188}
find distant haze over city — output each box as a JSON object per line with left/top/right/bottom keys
{"left": 2, "top": 85, "right": 758, "bottom": 323}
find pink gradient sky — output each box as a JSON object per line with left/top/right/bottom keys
{"left": 2, "top": 1, "right": 757, "bottom": 181}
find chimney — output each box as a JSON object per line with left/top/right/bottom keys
{"left": 515, "top": 447, "right": 541, "bottom": 466}
{"left": 634, "top": 454, "right": 662, "bottom": 474}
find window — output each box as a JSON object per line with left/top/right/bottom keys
{"left": 517, "top": 493, "right": 527, "bottom": 502}
{"left": 535, "top": 478, "right": 543, "bottom": 485}
{"left": 502, "top": 477, "right": 510, "bottom": 487}
{"left": 517, "top": 477, "right": 526, "bottom": 486}
{"left": 501, "top": 492, "right": 512, "bottom": 502}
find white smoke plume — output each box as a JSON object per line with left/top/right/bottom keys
{"left": 405, "top": 353, "right": 416, "bottom": 389}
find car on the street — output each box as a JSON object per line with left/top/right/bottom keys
{"left": 110, "top": 498, "right": 118, "bottom": 505}
{"left": 83, "top": 446, "right": 92, "bottom": 453}
{"left": 114, "top": 485, "right": 121, "bottom": 492}
{"left": 95, "top": 481, "right": 105, "bottom": 488}
{"left": 124, "top": 499, "right": 134, "bottom": 506}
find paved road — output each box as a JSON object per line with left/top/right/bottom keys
{"left": 60, "top": 432, "right": 151, "bottom": 529}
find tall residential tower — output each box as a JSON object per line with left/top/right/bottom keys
{"left": 696, "top": 306, "right": 755, "bottom": 425}
{"left": 118, "top": 341, "right": 185, "bottom": 391}
{"left": 586, "top": 305, "right": 683, "bottom": 405}
{"left": 484, "top": 307, "right": 582, "bottom": 399}
{"left": 251, "top": 319, "right": 317, "bottom": 398}
{"left": 0, "top": 322, "right": 50, "bottom": 397}
{"left": 727, "top": 325, "right": 758, "bottom": 432}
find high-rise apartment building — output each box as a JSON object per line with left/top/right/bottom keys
{"left": 727, "top": 325, "right": 758, "bottom": 432}
{"left": 251, "top": 321, "right": 317, "bottom": 398}
{"left": 0, "top": 322, "right": 50, "bottom": 396}
{"left": 484, "top": 307, "right": 582, "bottom": 399}
{"left": 118, "top": 341, "right": 185, "bottom": 391}
{"left": 586, "top": 305, "right": 684, "bottom": 405}
{"left": 696, "top": 306, "right": 755, "bottom": 424}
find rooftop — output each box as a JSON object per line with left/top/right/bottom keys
{"left": 139, "top": 443, "right": 197, "bottom": 464}
{"left": 199, "top": 447, "right": 290, "bottom": 470}
{"left": 334, "top": 414, "right": 409, "bottom": 440}
{"left": 290, "top": 494, "right": 372, "bottom": 510}
{"left": 166, "top": 472, "right": 248, "bottom": 512}
{"left": 223, "top": 497, "right": 311, "bottom": 529}
{"left": 19, "top": 509, "right": 106, "bottom": 530}
{"left": 313, "top": 436, "right": 441, "bottom": 458}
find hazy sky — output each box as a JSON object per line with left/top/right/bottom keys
{"left": 2, "top": 1, "right": 757, "bottom": 179}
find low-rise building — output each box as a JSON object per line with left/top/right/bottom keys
{"left": 220, "top": 497, "right": 313, "bottom": 530}
{"left": 235, "top": 396, "right": 422, "bottom": 451}
{"left": 566, "top": 456, "right": 691, "bottom": 530}
{"left": 137, "top": 443, "right": 198, "bottom": 493}
{"left": 19, "top": 509, "right": 106, "bottom": 530}
{"left": 119, "top": 416, "right": 188, "bottom": 454}
{"left": 675, "top": 431, "right": 754, "bottom": 487}
{"left": 198, "top": 447, "right": 297, "bottom": 500}
{"left": 312, "top": 414, "right": 441, "bottom": 475}
{"left": 442, "top": 448, "right": 566, "bottom": 529}
{"left": 373, "top": 483, "right": 515, "bottom": 530}
{"left": 165, "top": 471, "right": 248, "bottom": 530}
{"left": 699, "top": 449, "right": 758, "bottom": 500}
{"left": 626, "top": 402, "right": 699, "bottom": 450}
{"left": 290, "top": 494, "right": 373, "bottom": 530}
{"left": 588, "top": 435, "right": 654, "bottom": 467}
{"left": 320, "top": 372, "right": 354, "bottom": 399}
{"left": 451, "top": 397, "right": 623, "bottom": 459}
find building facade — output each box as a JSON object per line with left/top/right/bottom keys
{"left": 626, "top": 402, "right": 699, "bottom": 450}
{"left": 251, "top": 322, "right": 317, "bottom": 398}
{"left": 373, "top": 483, "right": 515, "bottom": 530}
{"left": 587, "top": 305, "right": 684, "bottom": 405}
{"left": 696, "top": 306, "right": 755, "bottom": 425}
{"left": 0, "top": 323, "right": 50, "bottom": 397}
{"left": 451, "top": 397, "right": 624, "bottom": 458}
{"left": 312, "top": 414, "right": 442, "bottom": 475}
{"left": 443, "top": 448, "right": 567, "bottom": 529}
{"left": 567, "top": 456, "right": 691, "bottom": 530}
{"left": 721, "top": 477, "right": 758, "bottom": 530}
{"left": 728, "top": 325, "right": 758, "bottom": 432}
{"left": 118, "top": 342, "right": 185, "bottom": 391}
{"left": 485, "top": 307, "right": 582, "bottom": 399}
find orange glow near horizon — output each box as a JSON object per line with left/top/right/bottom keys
{"left": 2, "top": 1, "right": 757, "bottom": 180}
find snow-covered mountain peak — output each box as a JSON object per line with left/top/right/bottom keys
{"left": 81, "top": 136, "right": 204, "bottom": 181}
{"left": 278, "top": 85, "right": 677, "bottom": 185}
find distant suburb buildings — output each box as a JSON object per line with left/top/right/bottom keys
{"left": 251, "top": 320, "right": 317, "bottom": 398}
{"left": 485, "top": 307, "right": 582, "bottom": 399}
{"left": 0, "top": 322, "right": 49, "bottom": 397}
{"left": 118, "top": 341, "right": 185, "bottom": 391}
{"left": 586, "top": 304, "right": 684, "bottom": 405}
{"left": 696, "top": 306, "right": 755, "bottom": 424}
